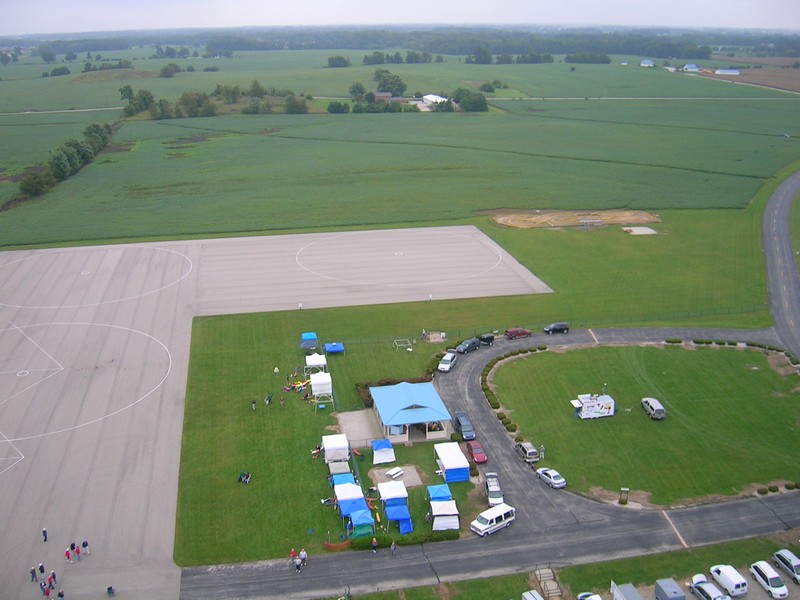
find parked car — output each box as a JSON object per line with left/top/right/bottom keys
{"left": 690, "top": 574, "right": 731, "bottom": 600}
{"left": 543, "top": 322, "right": 569, "bottom": 334}
{"left": 454, "top": 411, "right": 476, "bottom": 440}
{"left": 479, "top": 333, "right": 495, "bottom": 345}
{"left": 535, "top": 467, "right": 566, "bottom": 488}
{"left": 466, "top": 440, "right": 488, "bottom": 464}
{"left": 514, "top": 441, "right": 540, "bottom": 464}
{"left": 710, "top": 565, "right": 748, "bottom": 597}
{"left": 456, "top": 337, "right": 480, "bottom": 353}
{"left": 773, "top": 548, "right": 800, "bottom": 584}
{"left": 750, "top": 561, "right": 789, "bottom": 599}
{"left": 469, "top": 503, "right": 515, "bottom": 537}
{"left": 437, "top": 351, "right": 457, "bottom": 373}
{"left": 484, "top": 471, "right": 503, "bottom": 506}
{"left": 641, "top": 397, "right": 667, "bottom": 420}
{"left": 577, "top": 594, "right": 603, "bottom": 600}
{"left": 504, "top": 327, "right": 532, "bottom": 339}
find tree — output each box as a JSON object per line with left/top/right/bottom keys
{"left": 0, "top": 52, "right": 10, "bottom": 66}
{"left": 373, "top": 68, "right": 389, "bottom": 82}
{"left": 49, "top": 66, "right": 70, "bottom": 77}
{"left": 83, "top": 123, "right": 110, "bottom": 153}
{"left": 284, "top": 94, "right": 308, "bottom": 114}
{"left": 456, "top": 90, "right": 488, "bottom": 112}
{"left": 159, "top": 63, "right": 182, "bottom": 78}
{"left": 134, "top": 89, "right": 155, "bottom": 112}
{"left": 151, "top": 99, "right": 174, "bottom": 119}
{"left": 465, "top": 47, "right": 492, "bottom": 64}
{"left": 64, "top": 138, "right": 95, "bottom": 164}
{"left": 327, "top": 101, "right": 350, "bottom": 114}
{"left": 376, "top": 73, "right": 407, "bottom": 97}
{"left": 349, "top": 81, "right": 366, "bottom": 102}
{"left": 48, "top": 148, "right": 71, "bottom": 181}
{"left": 178, "top": 91, "right": 216, "bottom": 117}
{"left": 248, "top": 80, "right": 267, "bottom": 98}
{"left": 363, "top": 51, "right": 385, "bottom": 65}
{"left": 39, "top": 47, "right": 56, "bottom": 64}
{"left": 19, "top": 172, "right": 49, "bottom": 197}
{"left": 327, "top": 55, "right": 351, "bottom": 68}
{"left": 65, "top": 51, "right": 77, "bottom": 62}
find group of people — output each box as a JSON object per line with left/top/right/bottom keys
{"left": 289, "top": 547, "right": 308, "bottom": 573}
{"left": 31, "top": 529, "right": 92, "bottom": 599}
{"left": 238, "top": 472, "right": 252, "bottom": 484}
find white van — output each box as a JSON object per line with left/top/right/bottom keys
{"left": 469, "top": 503, "right": 515, "bottom": 537}
{"left": 710, "top": 565, "right": 748, "bottom": 597}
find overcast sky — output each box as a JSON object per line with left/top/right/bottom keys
{"left": 3, "top": 0, "right": 798, "bottom": 37}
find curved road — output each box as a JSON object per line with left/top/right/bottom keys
{"left": 181, "top": 175, "right": 800, "bottom": 599}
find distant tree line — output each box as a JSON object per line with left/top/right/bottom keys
{"left": 564, "top": 52, "right": 612, "bottom": 64}
{"left": 11, "top": 123, "right": 113, "bottom": 204}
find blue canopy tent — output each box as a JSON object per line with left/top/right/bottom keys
{"left": 331, "top": 473, "right": 355, "bottom": 486}
{"left": 348, "top": 509, "right": 375, "bottom": 539}
{"left": 325, "top": 342, "right": 345, "bottom": 354}
{"left": 434, "top": 442, "right": 470, "bottom": 483}
{"left": 426, "top": 484, "right": 452, "bottom": 502}
{"left": 300, "top": 332, "right": 318, "bottom": 351}
{"left": 371, "top": 439, "right": 396, "bottom": 465}
{"left": 385, "top": 505, "right": 413, "bottom": 535}
{"left": 338, "top": 497, "right": 369, "bottom": 518}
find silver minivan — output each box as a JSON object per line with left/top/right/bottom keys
{"left": 642, "top": 397, "right": 666, "bottom": 420}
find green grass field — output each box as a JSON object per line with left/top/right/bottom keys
{"left": 492, "top": 345, "right": 800, "bottom": 505}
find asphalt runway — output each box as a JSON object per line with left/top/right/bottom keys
{"left": 0, "top": 225, "right": 550, "bottom": 600}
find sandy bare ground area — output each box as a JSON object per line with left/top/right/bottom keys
{"left": 492, "top": 209, "right": 660, "bottom": 229}
{"left": 0, "top": 225, "right": 550, "bottom": 599}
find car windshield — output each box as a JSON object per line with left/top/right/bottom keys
{"left": 488, "top": 489, "right": 502, "bottom": 499}
{"left": 768, "top": 576, "right": 783, "bottom": 588}
{"left": 476, "top": 515, "right": 489, "bottom": 525}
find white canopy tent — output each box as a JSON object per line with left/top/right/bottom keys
{"left": 334, "top": 482, "right": 364, "bottom": 502}
{"left": 311, "top": 371, "right": 333, "bottom": 402}
{"left": 304, "top": 353, "right": 327, "bottom": 376}
{"left": 321, "top": 433, "right": 350, "bottom": 464}
{"left": 429, "top": 500, "right": 459, "bottom": 531}
{"left": 434, "top": 442, "right": 470, "bottom": 483}
{"left": 377, "top": 480, "right": 408, "bottom": 504}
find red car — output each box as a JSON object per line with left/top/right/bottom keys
{"left": 466, "top": 440, "right": 488, "bottom": 464}
{"left": 504, "top": 327, "right": 532, "bottom": 339}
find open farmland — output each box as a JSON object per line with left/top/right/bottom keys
{"left": 0, "top": 97, "right": 798, "bottom": 246}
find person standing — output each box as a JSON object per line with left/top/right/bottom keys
{"left": 39, "top": 581, "right": 47, "bottom": 596}
{"left": 50, "top": 570, "right": 57, "bottom": 585}
{"left": 290, "top": 548, "right": 297, "bottom": 560}
{"left": 293, "top": 556, "right": 302, "bottom": 573}
{"left": 42, "top": 528, "right": 48, "bottom": 542}
{"left": 299, "top": 548, "right": 307, "bottom": 566}
{"left": 390, "top": 540, "right": 397, "bottom": 557}
{"left": 74, "top": 545, "right": 81, "bottom": 561}
{"left": 371, "top": 537, "right": 378, "bottom": 554}
{"left": 82, "top": 539, "right": 91, "bottom": 555}
{"left": 30, "top": 567, "right": 38, "bottom": 582}
{"left": 39, "top": 563, "right": 45, "bottom": 575}
{"left": 47, "top": 572, "right": 55, "bottom": 589}
{"left": 64, "top": 548, "right": 72, "bottom": 564}
{"left": 264, "top": 394, "right": 272, "bottom": 406}
{"left": 57, "top": 591, "right": 65, "bottom": 599}
{"left": 251, "top": 399, "right": 256, "bottom": 411}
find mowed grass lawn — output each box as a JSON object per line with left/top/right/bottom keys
{"left": 175, "top": 313, "right": 481, "bottom": 566}
{"left": 492, "top": 345, "right": 800, "bottom": 505}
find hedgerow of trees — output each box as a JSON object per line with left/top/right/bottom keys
{"left": 14, "top": 123, "right": 112, "bottom": 202}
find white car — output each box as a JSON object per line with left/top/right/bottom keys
{"left": 437, "top": 352, "right": 457, "bottom": 372}
{"left": 690, "top": 574, "right": 731, "bottom": 600}
{"left": 750, "top": 561, "right": 789, "bottom": 599}
{"left": 535, "top": 467, "right": 566, "bottom": 489}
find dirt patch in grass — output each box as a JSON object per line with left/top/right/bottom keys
{"left": 489, "top": 209, "right": 660, "bottom": 229}
{"left": 699, "top": 67, "right": 800, "bottom": 94}
{"left": 0, "top": 164, "right": 46, "bottom": 184}
{"left": 101, "top": 142, "right": 134, "bottom": 154}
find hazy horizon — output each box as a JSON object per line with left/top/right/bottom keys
{"left": 4, "top": 0, "right": 799, "bottom": 38}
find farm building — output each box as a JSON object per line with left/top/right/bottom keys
{"left": 640, "top": 59, "right": 655, "bottom": 67}
{"left": 423, "top": 94, "right": 448, "bottom": 105}
{"left": 370, "top": 382, "right": 452, "bottom": 443}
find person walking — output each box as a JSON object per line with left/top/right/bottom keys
{"left": 81, "top": 539, "right": 91, "bottom": 555}
{"left": 264, "top": 393, "right": 272, "bottom": 406}
{"left": 251, "top": 399, "right": 256, "bottom": 411}
{"left": 42, "top": 528, "right": 48, "bottom": 542}
{"left": 299, "top": 548, "right": 307, "bottom": 566}
{"left": 39, "top": 563, "right": 46, "bottom": 575}
{"left": 57, "top": 591, "right": 65, "bottom": 599}
{"left": 50, "top": 570, "right": 57, "bottom": 585}
{"left": 64, "top": 548, "right": 72, "bottom": 564}
{"left": 74, "top": 545, "right": 81, "bottom": 561}
{"left": 293, "top": 556, "right": 302, "bottom": 573}
{"left": 30, "top": 567, "right": 38, "bottom": 582}
{"left": 371, "top": 537, "right": 378, "bottom": 554}
{"left": 390, "top": 540, "right": 397, "bottom": 557}
{"left": 39, "top": 581, "right": 47, "bottom": 596}
{"left": 47, "top": 572, "right": 55, "bottom": 589}
{"left": 44, "top": 586, "right": 51, "bottom": 598}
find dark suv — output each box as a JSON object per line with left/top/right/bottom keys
{"left": 456, "top": 337, "right": 480, "bottom": 353}
{"left": 543, "top": 322, "right": 569, "bottom": 334}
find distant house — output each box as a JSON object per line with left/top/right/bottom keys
{"left": 683, "top": 64, "right": 700, "bottom": 72}
{"left": 374, "top": 91, "right": 394, "bottom": 103}
{"left": 640, "top": 59, "right": 655, "bottom": 68}
{"left": 715, "top": 69, "right": 740, "bottom": 75}
{"left": 423, "top": 93, "right": 447, "bottom": 105}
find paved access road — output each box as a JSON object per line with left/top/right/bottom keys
{"left": 180, "top": 177, "right": 800, "bottom": 598}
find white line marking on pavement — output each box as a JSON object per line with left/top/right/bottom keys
{"left": 588, "top": 328, "right": 599, "bottom": 344}
{"left": 662, "top": 510, "right": 688, "bottom": 548}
